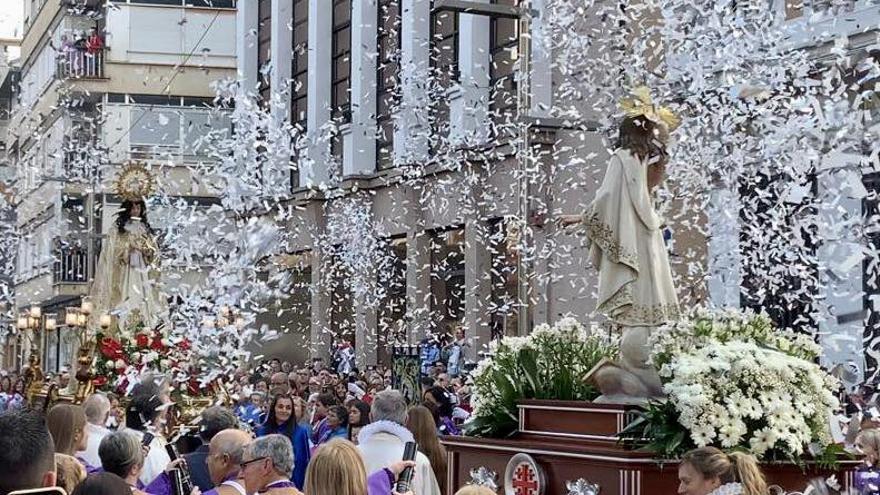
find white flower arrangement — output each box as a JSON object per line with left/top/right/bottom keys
{"left": 467, "top": 317, "right": 616, "bottom": 437}
{"left": 646, "top": 308, "right": 839, "bottom": 460}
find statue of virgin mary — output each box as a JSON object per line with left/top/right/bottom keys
{"left": 90, "top": 163, "right": 168, "bottom": 335}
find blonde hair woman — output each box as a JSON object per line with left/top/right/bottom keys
{"left": 55, "top": 453, "right": 87, "bottom": 494}
{"left": 306, "top": 438, "right": 416, "bottom": 495}
{"left": 678, "top": 447, "right": 767, "bottom": 495}
{"left": 855, "top": 428, "right": 880, "bottom": 494}
{"left": 454, "top": 486, "right": 497, "bottom": 495}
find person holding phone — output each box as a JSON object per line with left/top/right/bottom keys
{"left": 0, "top": 410, "right": 58, "bottom": 495}
{"left": 124, "top": 381, "right": 172, "bottom": 486}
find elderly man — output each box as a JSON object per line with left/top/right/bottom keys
{"left": 239, "top": 434, "right": 300, "bottom": 495}
{"left": 78, "top": 392, "right": 112, "bottom": 469}
{"left": 186, "top": 406, "right": 240, "bottom": 491}
{"left": 204, "top": 429, "right": 251, "bottom": 495}
{"left": 269, "top": 372, "right": 289, "bottom": 397}
{"left": 149, "top": 428, "right": 251, "bottom": 495}
{"left": 358, "top": 390, "right": 441, "bottom": 495}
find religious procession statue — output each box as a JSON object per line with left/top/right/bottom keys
{"left": 561, "top": 87, "right": 681, "bottom": 403}
{"left": 67, "top": 163, "right": 169, "bottom": 399}
{"left": 91, "top": 162, "right": 168, "bottom": 335}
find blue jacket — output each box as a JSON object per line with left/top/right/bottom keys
{"left": 256, "top": 422, "right": 311, "bottom": 490}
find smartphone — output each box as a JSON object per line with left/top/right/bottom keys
{"left": 141, "top": 431, "right": 155, "bottom": 448}
{"left": 8, "top": 489, "right": 68, "bottom": 495}
{"left": 394, "top": 441, "right": 418, "bottom": 493}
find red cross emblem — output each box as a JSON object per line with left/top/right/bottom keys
{"left": 511, "top": 462, "right": 539, "bottom": 495}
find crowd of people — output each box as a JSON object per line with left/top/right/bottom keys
{"left": 0, "top": 344, "right": 480, "bottom": 495}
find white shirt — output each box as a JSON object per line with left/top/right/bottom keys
{"left": 125, "top": 428, "right": 171, "bottom": 486}
{"left": 77, "top": 422, "right": 111, "bottom": 468}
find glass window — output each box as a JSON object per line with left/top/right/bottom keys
{"left": 378, "top": 237, "right": 406, "bottom": 365}
{"left": 490, "top": 0, "right": 520, "bottom": 119}
{"left": 429, "top": 1, "right": 459, "bottom": 139}
{"left": 257, "top": 0, "right": 272, "bottom": 102}
{"left": 429, "top": 227, "right": 465, "bottom": 335}
{"left": 331, "top": 0, "right": 352, "bottom": 161}
{"left": 488, "top": 219, "right": 519, "bottom": 340}
{"left": 376, "top": 0, "right": 401, "bottom": 170}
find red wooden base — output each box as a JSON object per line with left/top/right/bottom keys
{"left": 441, "top": 400, "right": 857, "bottom": 495}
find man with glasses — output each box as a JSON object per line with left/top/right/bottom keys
{"left": 239, "top": 434, "right": 299, "bottom": 495}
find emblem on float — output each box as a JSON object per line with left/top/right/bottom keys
{"left": 504, "top": 453, "right": 545, "bottom": 495}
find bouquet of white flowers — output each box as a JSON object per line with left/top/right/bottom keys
{"left": 627, "top": 307, "right": 839, "bottom": 462}
{"left": 466, "top": 317, "right": 617, "bottom": 437}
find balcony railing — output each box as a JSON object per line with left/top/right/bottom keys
{"left": 57, "top": 48, "right": 106, "bottom": 80}
{"left": 53, "top": 241, "right": 89, "bottom": 284}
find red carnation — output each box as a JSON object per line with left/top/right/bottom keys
{"left": 99, "top": 338, "right": 124, "bottom": 360}
{"left": 150, "top": 334, "right": 166, "bottom": 351}
{"left": 179, "top": 339, "right": 191, "bottom": 351}
{"left": 136, "top": 333, "right": 150, "bottom": 348}
{"left": 93, "top": 376, "right": 108, "bottom": 387}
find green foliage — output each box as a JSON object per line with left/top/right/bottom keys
{"left": 465, "top": 319, "right": 617, "bottom": 438}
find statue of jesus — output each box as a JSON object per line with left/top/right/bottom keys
{"left": 559, "top": 87, "right": 681, "bottom": 402}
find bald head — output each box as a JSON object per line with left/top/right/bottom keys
{"left": 207, "top": 429, "right": 251, "bottom": 485}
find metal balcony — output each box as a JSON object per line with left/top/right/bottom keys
{"left": 56, "top": 47, "right": 106, "bottom": 80}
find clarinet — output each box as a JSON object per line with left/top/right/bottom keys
{"left": 165, "top": 443, "right": 194, "bottom": 495}
{"left": 170, "top": 467, "right": 194, "bottom": 495}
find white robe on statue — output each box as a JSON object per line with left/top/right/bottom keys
{"left": 91, "top": 218, "right": 167, "bottom": 334}
{"left": 583, "top": 148, "right": 679, "bottom": 326}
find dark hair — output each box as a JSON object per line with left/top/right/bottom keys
{"left": 347, "top": 400, "right": 371, "bottom": 428}
{"left": 125, "top": 381, "right": 163, "bottom": 431}
{"left": 263, "top": 394, "right": 296, "bottom": 438}
{"left": 616, "top": 115, "right": 667, "bottom": 162}
{"left": 316, "top": 392, "right": 338, "bottom": 408}
{"left": 420, "top": 376, "right": 435, "bottom": 389}
{"left": 116, "top": 199, "right": 152, "bottom": 235}
{"left": 0, "top": 409, "right": 57, "bottom": 495}
{"left": 72, "top": 472, "right": 131, "bottom": 495}
{"left": 424, "top": 386, "right": 455, "bottom": 417}
{"left": 328, "top": 405, "right": 349, "bottom": 428}
{"left": 0, "top": 376, "right": 11, "bottom": 393}
{"left": 199, "top": 406, "right": 238, "bottom": 442}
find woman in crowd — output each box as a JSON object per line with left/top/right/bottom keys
{"left": 315, "top": 405, "right": 349, "bottom": 446}
{"left": 856, "top": 428, "right": 880, "bottom": 495}
{"left": 334, "top": 380, "right": 350, "bottom": 404}
{"left": 256, "top": 393, "right": 311, "bottom": 490}
{"left": 406, "top": 405, "right": 448, "bottom": 495}
{"left": 311, "top": 392, "right": 339, "bottom": 445}
{"left": 56, "top": 449, "right": 88, "bottom": 494}
{"left": 422, "top": 386, "right": 460, "bottom": 436}
{"left": 678, "top": 446, "right": 767, "bottom": 495}
{"left": 347, "top": 399, "right": 371, "bottom": 443}
{"left": 454, "top": 487, "right": 496, "bottom": 495}
{"left": 305, "top": 438, "right": 414, "bottom": 495}
{"left": 0, "top": 375, "right": 11, "bottom": 412}
{"left": 73, "top": 472, "right": 135, "bottom": 495}
{"left": 99, "top": 430, "right": 150, "bottom": 495}
{"left": 7, "top": 377, "right": 25, "bottom": 411}
{"left": 46, "top": 404, "right": 92, "bottom": 471}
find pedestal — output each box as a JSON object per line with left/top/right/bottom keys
{"left": 442, "top": 400, "right": 857, "bottom": 495}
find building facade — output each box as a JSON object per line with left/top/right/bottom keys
{"left": 235, "top": 0, "right": 709, "bottom": 368}
{"left": 6, "top": 0, "right": 236, "bottom": 373}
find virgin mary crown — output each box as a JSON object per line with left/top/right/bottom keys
{"left": 114, "top": 162, "right": 156, "bottom": 201}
